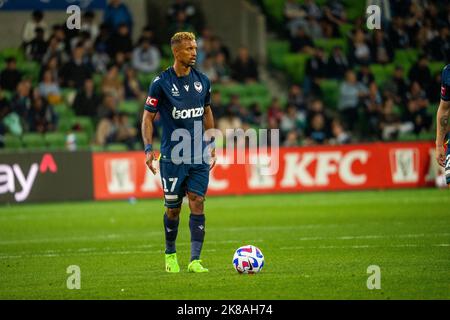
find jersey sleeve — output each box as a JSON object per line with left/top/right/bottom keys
{"left": 144, "top": 76, "right": 162, "bottom": 113}
{"left": 441, "top": 65, "right": 450, "bottom": 101}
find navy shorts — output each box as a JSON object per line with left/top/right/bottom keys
{"left": 159, "top": 161, "right": 210, "bottom": 208}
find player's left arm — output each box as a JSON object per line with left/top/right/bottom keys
{"left": 203, "top": 105, "right": 216, "bottom": 170}
{"left": 436, "top": 65, "right": 450, "bottom": 167}
{"left": 435, "top": 99, "right": 450, "bottom": 167}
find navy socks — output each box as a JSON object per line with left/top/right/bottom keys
{"left": 189, "top": 214, "right": 205, "bottom": 261}
{"left": 164, "top": 213, "right": 179, "bottom": 254}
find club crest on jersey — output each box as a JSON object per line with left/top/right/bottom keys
{"left": 172, "top": 106, "right": 204, "bottom": 119}
{"left": 171, "top": 84, "right": 180, "bottom": 96}
{"left": 194, "top": 81, "right": 202, "bottom": 93}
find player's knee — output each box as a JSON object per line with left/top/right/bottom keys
{"left": 188, "top": 193, "right": 204, "bottom": 211}
{"left": 167, "top": 207, "right": 181, "bottom": 219}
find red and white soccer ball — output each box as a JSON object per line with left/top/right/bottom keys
{"left": 232, "top": 245, "right": 264, "bottom": 274}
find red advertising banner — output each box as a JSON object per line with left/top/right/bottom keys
{"left": 92, "top": 141, "right": 437, "bottom": 200}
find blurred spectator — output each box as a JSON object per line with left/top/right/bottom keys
{"left": 380, "top": 97, "right": 403, "bottom": 141}
{"left": 102, "top": 64, "right": 124, "bottom": 101}
{"left": 0, "top": 87, "right": 11, "bottom": 135}
{"left": 227, "top": 94, "right": 243, "bottom": 118}
{"left": 81, "top": 11, "right": 100, "bottom": 41}
{"left": 304, "top": 15, "right": 323, "bottom": 39}
{"left": 60, "top": 44, "right": 93, "bottom": 88}
{"left": 210, "top": 36, "right": 231, "bottom": 64}
{"left": 214, "top": 52, "right": 232, "bottom": 84}
{"left": 247, "top": 103, "right": 264, "bottom": 127}
{"left": 217, "top": 109, "right": 242, "bottom": 144}
{"left": 361, "top": 82, "right": 383, "bottom": 140}
{"left": 427, "top": 26, "right": 450, "bottom": 62}
{"left": 267, "top": 98, "right": 284, "bottom": 127}
{"left": 330, "top": 119, "right": 351, "bottom": 144}
{"left": 384, "top": 65, "right": 408, "bottom": 106}
{"left": 349, "top": 29, "right": 371, "bottom": 66}
{"left": 27, "top": 89, "right": 56, "bottom": 133}
{"left": 42, "top": 36, "right": 69, "bottom": 66}
{"left": 283, "top": 129, "right": 300, "bottom": 147}
{"left": 108, "top": 23, "right": 133, "bottom": 59}
{"left": 322, "top": 0, "right": 347, "bottom": 37}
{"left": 287, "top": 84, "right": 307, "bottom": 111}
{"left": 132, "top": 37, "right": 161, "bottom": 73}
{"left": 167, "top": 0, "right": 197, "bottom": 26}
{"left": 0, "top": 57, "right": 22, "bottom": 92}
{"left": 96, "top": 111, "right": 137, "bottom": 149}
{"left": 22, "top": 10, "right": 49, "bottom": 44}
{"left": 305, "top": 47, "right": 327, "bottom": 80}
{"left": 304, "top": 113, "right": 329, "bottom": 145}
{"left": 428, "top": 71, "right": 442, "bottom": 104}
{"left": 280, "top": 104, "right": 305, "bottom": 138}
{"left": 25, "top": 27, "right": 48, "bottom": 63}
{"left": 357, "top": 64, "right": 375, "bottom": 88}
{"left": 168, "top": 11, "right": 196, "bottom": 36}
{"left": 404, "top": 81, "right": 432, "bottom": 134}
{"left": 210, "top": 91, "right": 225, "bottom": 119}
{"left": 113, "top": 51, "right": 129, "bottom": 74}
{"left": 103, "top": 0, "right": 133, "bottom": 33}
{"left": 337, "top": 70, "right": 368, "bottom": 131}
{"left": 284, "top": 0, "right": 307, "bottom": 37}
{"left": 97, "top": 93, "right": 118, "bottom": 120}
{"left": 303, "top": 0, "right": 322, "bottom": 20}
{"left": 11, "top": 79, "right": 32, "bottom": 123}
{"left": 124, "top": 67, "right": 144, "bottom": 100}
{"left": 370, "top": 30, "right": 394, "bottom": 64}
{"left": 408, "top": 55, "right": 432, "bottom": 94}
{"left": 290, "top": 27, "right": 315, "bottom": 54}
{"left": 38, "top": 69, "right": 61, "bottom": 105}
{"left": 41, "top": 55, "right": 61, "bottom": 85}
{"left": 327, "top": 45, "right": 349, "bottom": 79}
{"left": 389, "top": 16, "right": 411, "bottom": 49}
{"left": 231, "top": 47, "right": 259, "bottom": 83}
{"left": 72, "top": 78, "right": 101, "bottom": 117}
{"left": 199, "top": 55, "right": 218, "bottom": 83}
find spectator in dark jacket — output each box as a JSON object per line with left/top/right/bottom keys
{"left": 408, "top": 55, "right": 432, "bottom": 93}
{"left": 103, "top": 0, "right": 133, "bottom": 33}
{"left": 0, "top": 57, "right": 22, "bottom": 92}
{"left": 231, "top": 47, "right": 258, "bottom": 83}
{"left": 108, "top": 23, "right": 133, "bottom": 59}
{"left": 72, "top": 78, "right": 101, "bottom": 117}
{"left": 327, "top": 45, "right": 349, "bottom": 79}
{"left": 60, "top": 44, "right": 93, "bottom": 88}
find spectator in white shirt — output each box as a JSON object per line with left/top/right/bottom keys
{"left": 132, "top": 37, "right": 161, "bottom": 73}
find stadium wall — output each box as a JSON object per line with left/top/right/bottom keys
{"left": 0, "top": 141, "right": 438, "bottom": 204}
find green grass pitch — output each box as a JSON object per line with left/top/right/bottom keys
{"left": 0, "top": 189, "right": 449, "bottom": 300}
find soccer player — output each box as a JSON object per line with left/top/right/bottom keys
{"left": 141, "top": 32, "right": 216, "bottom": 273}
{"left": 436, "top": 64, "right": 450, "bottom": 188}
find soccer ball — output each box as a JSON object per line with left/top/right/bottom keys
{"left": 232, "top": 245, "right": 264, "bottom": 274}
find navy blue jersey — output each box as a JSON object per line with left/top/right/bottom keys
{"left": 441, "top": 64, "right": 450, "bottom": 101}
{"left": 144, "top": 66, "right": 211, "bottom": 163}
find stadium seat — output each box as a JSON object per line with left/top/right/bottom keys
{"left": 74, "top": 132, "right": 90, "bottom": 148}
{"left": 137, "top": 72, "right": 158, "bottom": 87}
{"left": 73, "top": 116, "right": 94, "bottom": 138}
{"left": 283, "top": 53, "right": 311, "bottom": 83}
{"left": 267, "top": 40, "right": 290, "bottom": 69}
{"left": 3, "top": 134, "right": 22, "bottom": 150}
{"left": 105, "top": 143, "right": 128, "bottom": 152}
{"left": 314, "top": 38, "right": 348, "bottom": 54}
{"left": 429, "top": 61, "right": 445, "bottom": 76}
{"left": 119, "top": 100, "right": 141, "bottom": 114}
{"left": 319, "top": 79, "right": 340, "bottom": 110}
{"left": 22, "top": 133, "right": 46, "bottom": 149}
{"left": 44, "top": 132, "right": 66, "bottom": 149}
{"left": 0, "top": 47, "right": 26, "bottom": 62}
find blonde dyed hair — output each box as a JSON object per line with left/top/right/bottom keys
{"left": 170, "top": 32, "right": 196, "bottom": 47}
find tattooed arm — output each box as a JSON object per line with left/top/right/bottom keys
{"left": 435, "top": 99, "right": 450, "bottom": 167}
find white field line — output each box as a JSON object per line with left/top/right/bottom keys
{"left": 280, "top": 243, "right": 450, "bottom": 250}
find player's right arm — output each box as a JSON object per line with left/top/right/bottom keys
{"left": 142, "top": 77, "right": 162, "bottom": 174}
{"left": 435, "top": 65, "right": 450, "bottom": 167}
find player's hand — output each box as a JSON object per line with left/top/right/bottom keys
{"left": 145, "top": 151, "right": 157, "bottom": 174}
{"left": 435, "top": 144, "right": 446, "bottom": 167}
{"left": 209, "top": 147, "right": 217, "bottom": 171}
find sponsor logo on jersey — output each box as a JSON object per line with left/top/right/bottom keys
{"left": 172, "top": 106, "right": 204, "bottom": 119}
{"left": 442, "top": 85, "right": 447, "bottom": 97}
{"left": 171, "top": 84, "right": 180, "bottom": 96}
{"left": 146, "top": 96, "right": 158, "bottom": 107}
{"left": 184, "top": 85, "right": 189, "bottom": 92}
{"left": 194, "top": 81, "right": 202, "bottom": 93}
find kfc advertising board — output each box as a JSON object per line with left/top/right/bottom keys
{"left": 92, "top": 141, "right": 436, "bottom": 200}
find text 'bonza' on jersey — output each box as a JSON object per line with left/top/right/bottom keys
{"left": 143, "top": 66, "right": 212, "bottom": 162}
